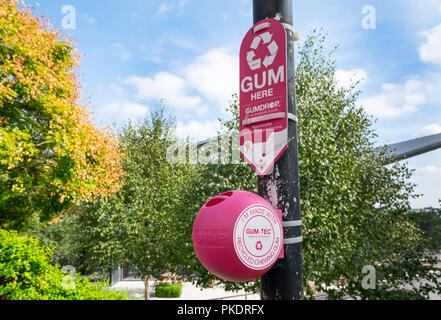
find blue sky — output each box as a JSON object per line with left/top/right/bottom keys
{"left": 29, "top": 0, "right": 441, "bottom": 208}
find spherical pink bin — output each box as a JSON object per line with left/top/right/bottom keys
{"left": 192, "top": 190, "right": 284, "bottom": 282}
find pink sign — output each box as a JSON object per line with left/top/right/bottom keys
{"left": 240, "top": 18, "right": 288, "bottom": 177}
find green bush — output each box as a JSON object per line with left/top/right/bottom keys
{"left": 155, "top": 283, "right": 182, "bottom": 298}
{"left": 0, "top": 228, "right": 127, "bottom": 300}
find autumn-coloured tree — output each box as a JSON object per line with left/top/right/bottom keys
{"left": 0, "top": 0, "right": 123, "bottom": 230}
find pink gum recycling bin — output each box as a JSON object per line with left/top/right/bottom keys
{"left": 192, "top": 190, "right": 284, "bottom": 282}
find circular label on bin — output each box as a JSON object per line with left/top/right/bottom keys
{"left": 233, "top": 204, "right": 282, "bottom": 270}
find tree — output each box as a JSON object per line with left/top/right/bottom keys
{"left": 25, "top": 212, "right": 92, "bottom": 274}
{"left": 77, "top": 108, "right": 195, "bottom": 299}
{"left": 294, "top": 31, "right": 439, "bottom": 300}
{"left": 178, "top": 31, "right": 441, "bottom": 299}
{"left": 171, "top": 95, "right": 261, "bottom": 293}
{"left": 0, "top": 0, "right": 124, "bottom": 230}
{"left": 410, "top": 206, "right": 441, "bottom": 252}
{"left": 29, "top": 27, "right": 441, "bottom": 299}
{"left": 0, "top": 228, "right": 127, "bottom": 300}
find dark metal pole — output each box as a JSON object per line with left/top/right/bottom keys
{"left": 253, "top": 0, "right": 303, "bottom": 300}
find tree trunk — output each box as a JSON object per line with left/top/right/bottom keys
{"left": 144, "top": 277, "right": 150, "bottom": 300}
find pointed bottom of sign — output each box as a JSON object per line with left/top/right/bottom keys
{"left": 241, "top": 145, "right": 287, "bottom": 178}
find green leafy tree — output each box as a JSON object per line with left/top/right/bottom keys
{"left": 178, "top": 31, "right": 441, "bottom": 299}
{"left": 294, "top": 31, "right": 439, "bottom": 300}
{"left": 0, "top": 0, "right": 123, "bottom": 230}
{"left": 410, "top": 206, "right": 441, "bottom": 252}
{"left": 172, "top": 96, "right": 260, "bottom": 293}
{"left": 25, "top": 213, "right": 93, "bottom": 275}
{"left": 30, "top": 29, "right": 441, "bottom": 300}
{"left": 0, "top": 228, "right": 127, "bottom": 300}
{"left": 77, "top": 108, "right": 195, "bottom": 299}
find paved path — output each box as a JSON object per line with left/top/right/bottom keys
{"left": 111, "top": 253, "right": 441, "bottom": 300}
{"left": 111, "top": 278, "right": 441, "bottom": 300}
{"left": 111, "top": 281, "right": 260, "bottom": 300}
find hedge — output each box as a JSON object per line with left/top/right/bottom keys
{"left": 155, "top": 283, "right": 182, "bottom": 298}
{"left": 0, "top": 228, "right": 127, "bottom": 300}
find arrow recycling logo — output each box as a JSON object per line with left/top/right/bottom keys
{"left": 246, "top": 31, "right": 278, "bottom": 70}
{"left": 256, "top": 241, "right": 263, "bottom": 251}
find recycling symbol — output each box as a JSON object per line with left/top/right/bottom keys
{"left": 247, "top": 32, "right": 278, "bottom": 71}
{"left": 256, "top": 241, "right": 263, "bottom": 251}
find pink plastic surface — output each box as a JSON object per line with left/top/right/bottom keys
{"left": 192, "top": 190, "right": 284, "bottom": 282}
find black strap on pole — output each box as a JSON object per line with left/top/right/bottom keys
{"left": 253, "top": 0, "right": 304, "bottom": 300}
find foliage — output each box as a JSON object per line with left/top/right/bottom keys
{"left": 296, "top": 31, "right": 441, "bottom": 300}
{"left": 155, "top": 283, "right": 182, "bottom": 298}
{"left": 25, "top": 212, "right": 97, "bottom": 275}
{"left": 75, "top": 107, "right": 196, "bottom": 297}
{"left": 410, "top": 208, "right": 441, "bottom": 252}
{"left": 24, "top": 24, "right": 441, "bottom": 299}
{"left": 172, "top": 95, "right": 260, "bottom": 293}
{"left": 0, "top": 228, "right": 127, "bottom": 300}
{"left": 178, "top": 31, "right": 441, "bottom": 299}
{"left": 0, "top": 0, "right": 124, "bottom": 230}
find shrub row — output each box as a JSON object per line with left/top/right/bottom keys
{"left": 0, "top": 229, "right": 127, "bottom": 300}
{"left": 155, "top": 283, "right": 182, "bottom": 298}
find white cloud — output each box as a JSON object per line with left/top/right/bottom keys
{"left": 175, "top": 120, "right": 222, "bottom": 141}
{"left": 137, "top": 32, "right": 197, "bottom": 64}
{"left": 408, "top": 0, "right": 441, "bottom": 16}
{"left": 113, "top": 43, "right": 131, "bottom": 60}
{"left": 178, "top": 0, "right": 186, "bottom": 15}
{"left": 419, "top": 23, "right": 441, "bottom": 65}
{"left": 358, "top": 79, "right": 427, "bottom": 118}
{"left": 334, "top": 68, "right": 367, "bottom": 90}
{"left": 80, "top": 14, "right": 96, "bottom": 25}
{"left": 124, "top": 48, "right": 238, "bottom": 114}
{"left": 100, "top": 101, "right": 149, "bottom": 121}
{"left": 428, "top": 0, "right": 441, "bottom": 11}
{"left": 415, "top": 123, "right": 441, "bottom": 138}
{"left": 109, "top": 83, "right": 126, "bottom": 96}
{"left": 156, "top": 1, "right": 187, "bottom": 16}
{"left": 420, "top": 0, "right": 441, "bottom": 12}
{"left": 195, "top": 105, "right": 209, "bottom": 118}
{"left": 183, "top": 48, "right": 238, "bottom": 112}
{"left": 157, "top": 2, "right": 170, "bottom": 14}
{"left": 124, "top": 72, "right": 202, "bottom": 110}
{"left": 410, "top": 165, "right": 441, "bottom": 208}
{"left": 359, "top": 71, "right": 441, "bottom": 119}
